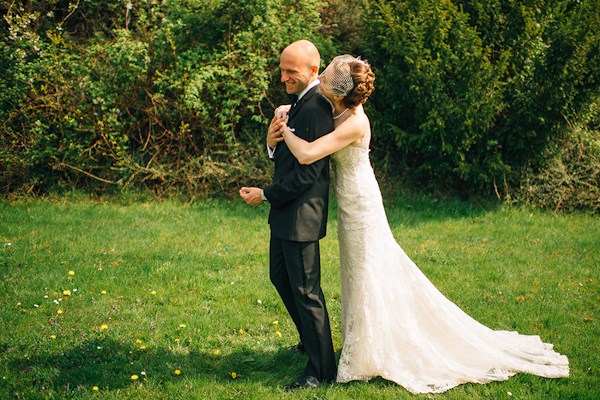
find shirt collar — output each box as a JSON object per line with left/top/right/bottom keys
{"left": 297, "top": 79, "right": 320, "bottom": 101}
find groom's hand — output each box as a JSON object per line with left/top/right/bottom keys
{"left": 267, "top": 115, "right": 285, "bottom": 149}
{"left": 239, "top": 187, "right": 263, "bottom": 206}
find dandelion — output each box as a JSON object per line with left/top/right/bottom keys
{"left": 150, "top": 290, "right": 156, "bottom": 295}
{"left": 175, "top": 338, "right": 180, "bottom": 343}
{"left": 63, "top": 290, "right": 71, "bottom": 296}
{"left": 57, "top": 309, "right": 63, "bottom": 314}
{"left": 92, "top": 386, "right": 99, "bottom": 391}
{"left": 50, "top": 335, "right": 56, "bottom": 339}
{"left": 131, "top": 375, "right": 138, "bottom": 380}
{"left": 231, "top": 372, "right": 237, "bottom": 379}
{"left": 275, "top": 331, "right": 282, "bottom": 338}
{"left": 140, "top": 345, "right": 147, "bottom": 350}
{"left": 174, "top": 370, "right": 181, "bottom": 375}
{"left": 100, "top": 324, "right": 108, "bottom": 330}
{"left": 68, "top": 270, "right": 75, "bottom": 275}
{"left": 239, "top": 329, "right": 244, "bottom": 334}
{"left": 136, "top": 339, "right": 142, "bottom": 344}
{"left": 179, "top": 324, "right": 186, "bottom": 328}
{"left": 101, "top": 290, "right": 107, "bottom": 295}
{"left": 273, "top": 320, "right": 278, "bottom": 325}
{"left": 213, "top": 349, "right": 220, "bottom": 355}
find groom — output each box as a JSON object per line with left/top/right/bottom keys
{"left": 239, "top": 40, "right": 336, "bottom": 390}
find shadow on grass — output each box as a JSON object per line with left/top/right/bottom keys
{"left": 329, "top": 192, "right": 497, "bottom": 229}
{"left": 6, "top": 336, "right": 308, "bottom": 395}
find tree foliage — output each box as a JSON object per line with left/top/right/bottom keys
{"left": 0, "top": 0, "right": 334, "bottom": 194}
{"left": 1, "top": 0, "right": 599, "bottom": 210}
{"left": 359, "top": 0, "right": 600, "bottom": 197}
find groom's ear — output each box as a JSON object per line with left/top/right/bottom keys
{"left": 310, "top": 65, "right": 319, "bottom": 78}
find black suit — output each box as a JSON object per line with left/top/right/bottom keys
{"left": 263, "top": 85, "right": 336, "bottom": 381}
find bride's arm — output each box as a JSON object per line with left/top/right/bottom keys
{"left": 282, "top": 116, "right": 364, "bottom": 165}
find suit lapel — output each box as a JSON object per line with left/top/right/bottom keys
{"left": 288, "top": 85, "right": 320, "bottom": 120}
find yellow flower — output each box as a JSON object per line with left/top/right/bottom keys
{"left": 63, "top": 290, "right": 71, "bottom": 296}
{"left": 68, "top": 270, "right": 75, "bottom": 276}
{"left": 101, "top": 290, "right": 107, "bottom": 295}
{"left": 179, "top": 324, "right": 186, "bottom": 328}
{"left": 213, "top": 349, "right": 220, "bottom": 355}
{"left": 231, "top": 372, "right": 237, "bottom": 379}
{"left": 140, "top": 346, "right": 147, "bottom": 350}
{"left": 273, "top": 320, "right": 278, "bottom": 325}
{"left": 131, "top": 375, "right": 138, "bottom": 380}
{"left": 239, "top": 329, "right": 244, "bottom": 334}
{"left": 174, "top": 370, "right": 181, "bottom": 375}
{"left": 100, "top": 324, "right": 108, "bottom": 330}
{"left": 92, "top": 386, "right": 99, "bottom": 391}
{"left": 175, "top": 338, "right": 180, "bottom": 343}
{"left": 50, "top": 335, "right": 56, "bottom": 339}
{"left": 56, "top": 309, "right": 63, "bottom": 314}
{"left": 136, "top": 339, "right": 142, "bottom": 344}
{"left": 150, "top": 290, "right": 156, "bottom": 295}
{"left": 275, "top": 331, "right": 282, "bottom": 338}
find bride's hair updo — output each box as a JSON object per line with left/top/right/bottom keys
{"left": 319, "top": 55, "right": 376, "bottom": 108}
{"left": 342, "top": 61, "right": 375, "bottom": 108}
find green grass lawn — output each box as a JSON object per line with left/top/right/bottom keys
{"left": 0, "top": 193, "right": 598, "bottom": 399}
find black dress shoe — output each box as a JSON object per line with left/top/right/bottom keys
{"left": 284, "top": 375, "right": 320, "bottom": 391}
{"left": 285, "top": 342, "right": 305, "bottom": 354}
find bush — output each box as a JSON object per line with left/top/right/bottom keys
{"left": 359, "top": 0, "right": 600, "bottom": 196}
{"left": 515, "top": 103, "right": 600, "bottom": 212}
{"left": 1, "top": 0, "right": 599, "bottom": 211}
{"left": 0, "top": 0, "right": 336, "bottom": 195}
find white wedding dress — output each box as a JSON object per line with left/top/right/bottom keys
{"left": 331, "top": 141, "right": 569, "bottom": 394}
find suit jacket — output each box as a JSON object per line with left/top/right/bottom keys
{"left": 263, "top": 85, "right": 334, "bottom": 242}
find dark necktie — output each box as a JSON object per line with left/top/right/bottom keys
{"left": 289, "top": 94, "right": 299, "bottom": 107}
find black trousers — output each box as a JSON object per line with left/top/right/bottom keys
{"left": 269, "top": 234, "right": 336, "bottom": 381}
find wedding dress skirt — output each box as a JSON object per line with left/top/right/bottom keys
{"left": 331, "top": 143, "right": 569, "bottom": 394}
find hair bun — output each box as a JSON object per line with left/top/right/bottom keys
{"left": 342, "top": 61, "right": 375, "bottom": 108}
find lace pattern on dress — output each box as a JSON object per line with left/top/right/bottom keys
{"left": 331, "top": 143, "right": 569, "bottom": 394}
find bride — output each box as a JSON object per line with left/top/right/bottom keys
{"left": 271, "top": 55, "right": 569, "bottom": 394}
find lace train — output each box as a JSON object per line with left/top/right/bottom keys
{"left": 331, "top": 143, "right": 569, "bottom": 394}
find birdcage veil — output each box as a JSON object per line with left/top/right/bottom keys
{"left": 319, "top": 55, "right": 367, "bottom": 97}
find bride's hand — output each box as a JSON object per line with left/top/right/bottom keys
{"left": 274, "top": 104, "right": 291, "bottom": 119}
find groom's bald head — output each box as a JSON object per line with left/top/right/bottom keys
{"left": 283, "top": 40, "right": 321, "bottom": 71}
{"left": 280, "top": 40, "right": 321, "bottom": 94}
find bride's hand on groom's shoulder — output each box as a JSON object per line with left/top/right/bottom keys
{"left": 274, "top": 104, "right": 291, "bottom": 119}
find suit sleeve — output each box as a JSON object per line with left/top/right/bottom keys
{"left": 263, "top": 100, "right": 333, "bottom": 208}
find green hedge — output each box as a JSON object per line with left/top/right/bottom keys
{"left": 1, "top": 0, "right": 599, "bottom": 209}
{"left": 0, "top": 0, "right": 336, "bottom": 194}
{"left": 359, "top": 0, "right": 600, "bottom": 196}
